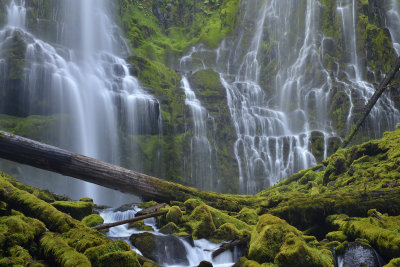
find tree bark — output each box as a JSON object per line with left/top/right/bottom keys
{"left": 340, "top": 56, "right": 400, "bottom": 148}
{"left": 92, "top": 210, "right": 168, "bottom": 230}
{"left": 0, "top": 131, "right": 259, "bottom": 208}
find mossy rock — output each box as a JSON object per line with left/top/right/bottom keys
{"left": 82, "top": 214, "right": 104, "bottom": 227}
{"left": 128, "top": 220, "right": 154, "bottom": 231}
{"left": 159, "top": 222, "right": 179, "bottom": 234}
{"left": 184, "top": 198, "right": 203, "bottom": 211}
{"left": 79, "top": 197, "right": 94, "bottom": 203}
{"left": 328, "top": 211, "right": 400, "bottom": 260}
{"left": 0, "top": 245, "right": 44, "bottom": 267}
{"left": 138, "top": 201, "right": 158, "bottom": 209}
{"left": 214, "top": 223, "right": 241, "bottom": 240}
{"left": 248, "top": 214, "right": 333, "bottom": 266}
{"left": 52, "top": 200, "right": 94, "bottom": 220}
{"left": 84, "top": 240, "right": 131, "bottom": 267}
{"left": 0, "top": 214, "right": 46, "bottom": 248}
{"left": 62, "top": 227, "right": 108, "bottom": 253}
{"left": 325, "top": 231, "right": 347, "bottom": 242}
{"left": 98, "top": 251, "right": 140, "bottom": 267}
{"left": 236, "top": 207, "right": 259, "bottom": 225}
{"left": 274, "top": 233, "right": 333, "bottom": 267}
{"left": 40, "top": 232, "right": 91, "bottom": 267}
{"left": 130, "top": 232, "right": 156, "bottom": 258}
{"left": 386, "top": 258, "right": 400, "bottom": 267}
{"left": 166, "top": 206, "right": 182, "bottom": 224}
{"left": 186, "top": 204, "right": 216, "bottom": 239}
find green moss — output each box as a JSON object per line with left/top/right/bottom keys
{"left": 52, "top": 200, "right": 94, "bottom": 221}
{"left": 159, "top": 222, "right": 179, "bottom": 234}
{"left": 386, "top": 258, "right": 400, "bottom": 267}
{"left": 138, "top": 201, "right": 158, "bottom": 209}
{"left": 235, "top": 207, "right": 259, "bottom": 225}
{"left": 82, "top": 214, "right": 104, "bottom": 227}
{"left": 62, "top": 227, "right": 108, "bottom": 253}
{"left": 166, "top": 206, "right": 182, "bottom": 224}
{"left": 130, "top": 232, "right": 156, "bottom": 257}
{"left": 275, "top": 233, "right": 333, "bottom": 267}
{"left": 214, "top": 223, "right": 241, "bottom": 240}
{"left": 40, "top": 232, "right": 91, "bottom": 267}
{"left": 325, "top": 231, "right": 347, "bottom": 242}
{"left": 128, "top": 220, "right": 154, "bottom": 231}
{"left": 0, "top": 214, "right": 45, "bottom": 248}
{"left": 84, "top": 240, "right": 131, "bottom": 267}
{"left": 186, "top": 204, "right": 216, "bottom": 239}
{"left": 328, "top": 211, "right": 400, "bottom": 259}
{"left": 248, "top": 214, "right": 332, "bottom": 265}
{"left": 99, "top": 251, "right": 140, "bottom": 267}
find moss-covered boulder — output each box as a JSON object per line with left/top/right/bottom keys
{"left": 84, "top": 240, "right": 132, "bottom": 267}
{"left": 128, "top": 220, "right": 154, "bottom": 231}
{"left": 82, "top": 214, "right": 104, "bottom": 227}
{"left": 159, "top": 222, "right": 179, "bottom": 235}
{"left": 130, "top": 232, "right": 156, "bottom": 258}
{"left": 0, "top": 245, "right": 45, "bottom": 267}
{"left": 99, "top": 251, "right": 141, "bottom": 267}
{"left": 235, "top": 207, "right": 259, "bottom": 225}
{"left": 0, "top": 214, "right": 46, "bottom": 248}
{"left": 214, "top": 223, "right": 241, "bottom": 240}
{"left": 325, "top": 231, "right": 347, "bottom": 242}
{"left": 52, "top": 200, "right": 94, "bottom": 220}
{"left": 328, "top": 210, "right": 400, "bottom": 260}
{"left": 40, "top": 232, "right": 91, "bottom": 267}
{"left": 248, "top": 214, "right": 333, "bottom": 266}
{"left": 166, "top": 206, "right": 182, "bottom": 224}
{"left": 186, "top": 204, "right": 216, "bottom": 239}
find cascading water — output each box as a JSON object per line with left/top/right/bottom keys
{"left": 336, "top": 0, "right": 399, "bottom": 137}
{"left": 100, "top": 207, "right": 241, "bottom": 267}
{"left": 386, "top": 0, "right": 400, "bottom": 55}
{"left": 0, "top": 0, "right": 162, "bottom": 206}
{"left": 180, "top": 72, "right": 216, "bottom": 191}
{"left": 179, "top": 0, "right": 400, "bottom": 194}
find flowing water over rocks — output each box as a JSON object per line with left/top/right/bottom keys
{"left": 100, "top": 207, "right": 240, "bottom": 267}
{"left": 179, "top": 0, "right": 400, "bottom": 194}
{"left": 0, "top": 0, "right": 161, "bottom": 206}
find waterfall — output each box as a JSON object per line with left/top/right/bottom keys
{"left": 386, "top": 0, "right": 400, "bottom": 55}
{"left": 180, "top": 76, "right": 216, "bottom": 191}
{"left": 0, "top": 0, "right": 162, "bottom": 206}
{"left": 179, "top": 0, "right": 400, "bottom": 194}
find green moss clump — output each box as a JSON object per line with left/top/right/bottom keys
{"left": 0, "top": 245, "right": 44, "bottom": 267}
{"left": 214, "top": 223, "right": 241, "bottom": 240}
{"left": 325, "top": 231, "right": 347, "bottom": 242}
{"left": 130, "top": 232, "right": 156, "bottom": 257}
{"left": 385, "top": 258, "right": 400, "bottom": 267}
{"left": 235, "top": 207, "right": 259, "bottom": 225}
{"left": 186, "top": 204, "right": 216, "bottom": 239}
{"left": 248, "top": 214, "right": 332, "bottom": 266}
{"left": 275, "top": 233, "right": 333, "bottom": 267}
{"left": 82, "top": 214, "right": 104, "bottom": 227}
{"left": 166, "top": 206, "right": 182, "bottom": 224}
{"left": 52, "top": 200, "right": 94, "bottom": 221}
{"left": 159, "top": 222, "right": 179, "bottom": 234}
{"left": 40, "top": 232, "right": 91, "bottom": 267}
{"left": 62, "top": 227, "right": 108, "bottom": 253}
{"left": 128, "top": 220, "right": 154, "bottom": 231}
{"left": 328, "top": 211, "right": 400, "bottom": 259}
{"left": 138, "top": 201, "right": 158, "bottom": 209}
{"left": 0, "top": 214, "right": 46, "bottom": 248}
{"left": 84, "top": 240, "right": 131, "bottom": 267}
{"left": 99, "top": 251, "right": 141, "bottom": 267}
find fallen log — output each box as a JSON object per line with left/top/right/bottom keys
{"left": 92, "top": 210, "right": 167, "bottom": 230}
{"left": 0, "top": 131, "right": 260, "bottom": 209}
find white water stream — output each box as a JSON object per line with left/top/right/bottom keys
{"left": 0, "top": 0, "right": 161, "bottom": 206}
{"left": 100, "top": 207, "right": 240, "bottom": 267}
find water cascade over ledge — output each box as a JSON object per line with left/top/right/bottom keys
{"left": 0, "top": 0, "right": 162, "bottom": 206}
{"left": 178, "top": 0, "right": 400, "bottom": 194}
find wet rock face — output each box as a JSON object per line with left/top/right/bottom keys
{"left": 130, "top": 232, "right": 189, "bottom": 266}
{"left": 337, "top": 242, "right": 383, "bottom": 267}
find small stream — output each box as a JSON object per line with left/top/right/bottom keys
{"left": 100, "top": 207, "right": 241, "bottom": 267}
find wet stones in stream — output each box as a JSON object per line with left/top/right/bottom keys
{"left": 130, "top": 232, "right": 190, "bottom": 265}
{"left": 336, "top": 242, "right": 385, "bottom": 267}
